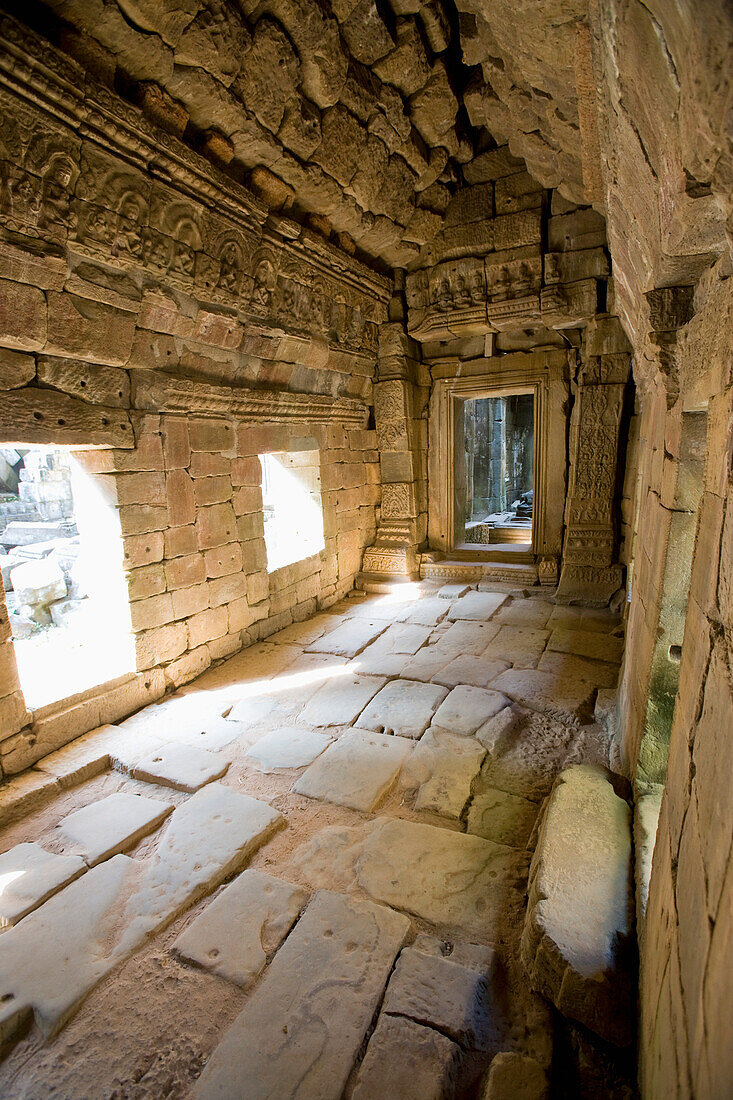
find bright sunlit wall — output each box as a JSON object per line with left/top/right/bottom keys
{"left": 258, "top": 450, "right": 326, "bottom": 573}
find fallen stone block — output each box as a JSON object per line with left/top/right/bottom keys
{"left": 520, "top": 764, "right": 634, "bottom": 1046}
{"left": 9, "top": 558, "right": 67, "bottom": 608}
{"left": 192, "top": 890, "right": 410, "bottom": 1099}
{"left": 172, "top": 869, "right": 307, "bottom": 987}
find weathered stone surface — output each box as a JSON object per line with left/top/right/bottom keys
{"left": 358, "top": 622, "right": 432, "bottom": 657}
{"left": 382, "top": 945, "right": 495, "bottom": 1050}
{"left": 0, "top": 843, "right": 86, "bottom": 927}
{"left": 245, "top": 726, "right": 333, "bottom": 771}
{"left": 299, "top": 674, "right": 386, "bottom": 726}
{"left": 396, "top": 597, "right": 450, "bottom": 627}
{"left": 537, "top": 651, "right": 619, "bottom": 689}
{"left": 293, "top": 727, "right": 412, "bottom": 811}
{"left": 404, "top": 728, "right": 485, "bottom": 819}
{"left": 521, "top": 765, "right": 634, "bottom": 1046}
{"left": 447, "top": 592, "right": 509, "bottom": 621}
{"left": 358, "top": 679, "right": 448, "bottom": 738}
{"left": 172, "top": 869, "right": 307, "bottom": 987}
{"left": 481, "top": 1052, "right": 549, "bottom": 1099}
{"left": 357, "top": 817, "right": 529, "bottom": 937}
{"left": 433, "top": 653, "right": 511, "bottom": 689}
{"left": 482, "top": 627, "right": 550, "bottom": 668}
{"left": 437, "top": 583, "right": 472, "bottom": 599}
{"left": 57, "top": 792, "right": 174, "bottom": 866}
{"left": 490, "top": 669, "right": 596, "bottom": 726}
{"left": 430, "top": 685, "right": 508, "bottom": 737}
{"left": 547, "top": 628, "right": 623, "bottom": 664}
{"left": 131, "top": 742, "right": 229, "bottom": 792}
{"left": 495, "top": 600, "right": 552, "bottom": 629}
{"left": 306, "top": 617, "right": 388, "bottom": 657}
{"left": 192, "top": 891, "right": 410, "bottom": 1099}
{"left": 400, "top": 645, "right": 453, "bottom": 682}
{"left": 436, "top": 620, "right": 502, "bottom": 654}
{"left": 467, "top": 785, "right": 538, "bottom": 848}
{"left": 0, "top": 786, "right": 282, "bottom": 1040}
{"left": 352, "top": 1013, "right": 461, "bottom": 1100}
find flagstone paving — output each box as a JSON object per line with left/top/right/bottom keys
{"left": 0, "top": 582, "right": 624, "bottom": 1098}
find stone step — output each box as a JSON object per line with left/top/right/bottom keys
{"left": 421, "top": 558, "right": 539, "bottom": 585}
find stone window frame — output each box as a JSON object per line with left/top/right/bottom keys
{"left": 428, "top": 353, "right": 570, "bottom": 562}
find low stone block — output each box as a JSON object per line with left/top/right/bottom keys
{"left": 431, "top": 685, "right": 508, "bottom": 737}
{"left": 520, "top": 765, "right": 634, "bottom": 1046}
{"left": 447, "top": 591, "right": 509, "bottom": 621}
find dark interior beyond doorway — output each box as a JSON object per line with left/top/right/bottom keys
{"left": 462, "top": 394, "right": 534, "bottom": 546}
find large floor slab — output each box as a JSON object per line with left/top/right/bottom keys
{"left": 447, "top": 592, "right": 509, "bottom": 621}
{"left": 357, "top": 817, "right": 530, "bottom": 938}
{"left": 298, "top": 674, "right": 386, "bottom": 727}
{"left": 192, "top": 890, "right": 410, "bottom": 1099}
{"left": 245, "top": 726, "right": 333, "bottom": 771}
{"left": 131, "top": 743, "right": 229, "bottom": 792}
{"left": 172, "top": 869, "right": 307, "bottom": 987}
{"left": 56, "top": 792, "right": 174, "bottom": 866}
{"left": 432, "top": 653, "right": 511, "bottom": 689}
{"left": 306, "top": 618, "right": 389, "bottom": 658}
{"left": 358, "top": 679, "right": 449, "bottom": 739}
{"left": 351, "top": 1012, "right": 461, "bottom": 1100}
{"left": 482, "top": 627, "right": 550, "bottom": 668}
{"left": 293, "top": 728, "right": 412, "bottom": 812}
{"left": 404, "top": 729, "right": 486, "bottom": 820}
{"left": 490, "top": 668, "right": 597, "bottom": 727}
{"left": 430, "top": 685, "right": 509, "bottom": 737}
{"left": 0, "top": 785, "right": 283, "bottom": 1041}
{"left": 0, "top": 843, "right": 86, "bottom": 927}
{"left": 435, "top": 620, "right": 502, "bottom": 654}
{"left": 547, "top": 628, "right": 623, "bottom": 664}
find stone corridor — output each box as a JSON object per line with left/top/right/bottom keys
{"left": 0, "top": 580, "right": 633, "bottom": 1098}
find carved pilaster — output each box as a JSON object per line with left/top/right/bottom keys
{"left": 360, "top": 323, "right": 425, "bottom": 585}
{"left": 557, "top": 320, "right": 631, "bottom": 605}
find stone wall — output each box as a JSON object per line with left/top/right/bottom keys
{"left": 588, "top": 3, "right": 733, "bottom": 1095}
{"left": 0, "top": 16, "right": 386, "bottom": 777}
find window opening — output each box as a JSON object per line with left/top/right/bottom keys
{"left": 259, "top": 450, "right": 325, "bottom": 573}
{"left": 0, "top": 446, "right": 135, "bottom": 709}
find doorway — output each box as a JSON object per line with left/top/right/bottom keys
{"left": 455, "top": 392, "right": 535, "bottom": 550}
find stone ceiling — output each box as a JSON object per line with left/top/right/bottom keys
{"left": 22, "top": 0, "right": 595, "bottom": 273}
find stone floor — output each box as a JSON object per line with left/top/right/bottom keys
{"left": 0, "top": 580, "right": 626, "bottom": 1099}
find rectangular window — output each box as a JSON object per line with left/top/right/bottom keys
{"left": 259, "top": 450, "right": 325, "bottom": 573}
{"left": 1, "top": 446, "right": 135, "bottom": 709}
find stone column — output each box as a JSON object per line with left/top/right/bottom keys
{"left": 557, "top": 318, "right": 631, "bottom": 605}
{"left": 360, "top": 323, "right": 426, "bottom": 585}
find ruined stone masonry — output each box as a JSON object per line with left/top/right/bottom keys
{"left": 0, "top": 1, "right": 730, "bottom": 1098}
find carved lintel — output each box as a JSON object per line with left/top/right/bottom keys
{"left": 130, "top": 371, "right": 369, "bottom": 427}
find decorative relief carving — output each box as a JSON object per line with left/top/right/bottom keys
{"left": 130, "top": 371, "right": 369, "bottom": 427}
{"left": 374, "top": 380, "right": 408, "bottom": 422}
{"left": 406, "top": 257, "right": 487, "bottom": 340}
{"left": 0, "top": 21, "right": 390, "bottom": 351}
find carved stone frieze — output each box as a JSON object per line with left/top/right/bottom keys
{"left": 0, "top": 15, "right": 390, "bottom": 356}
{"left": 130, "top": 371, "right": 369, "bottom": 427}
